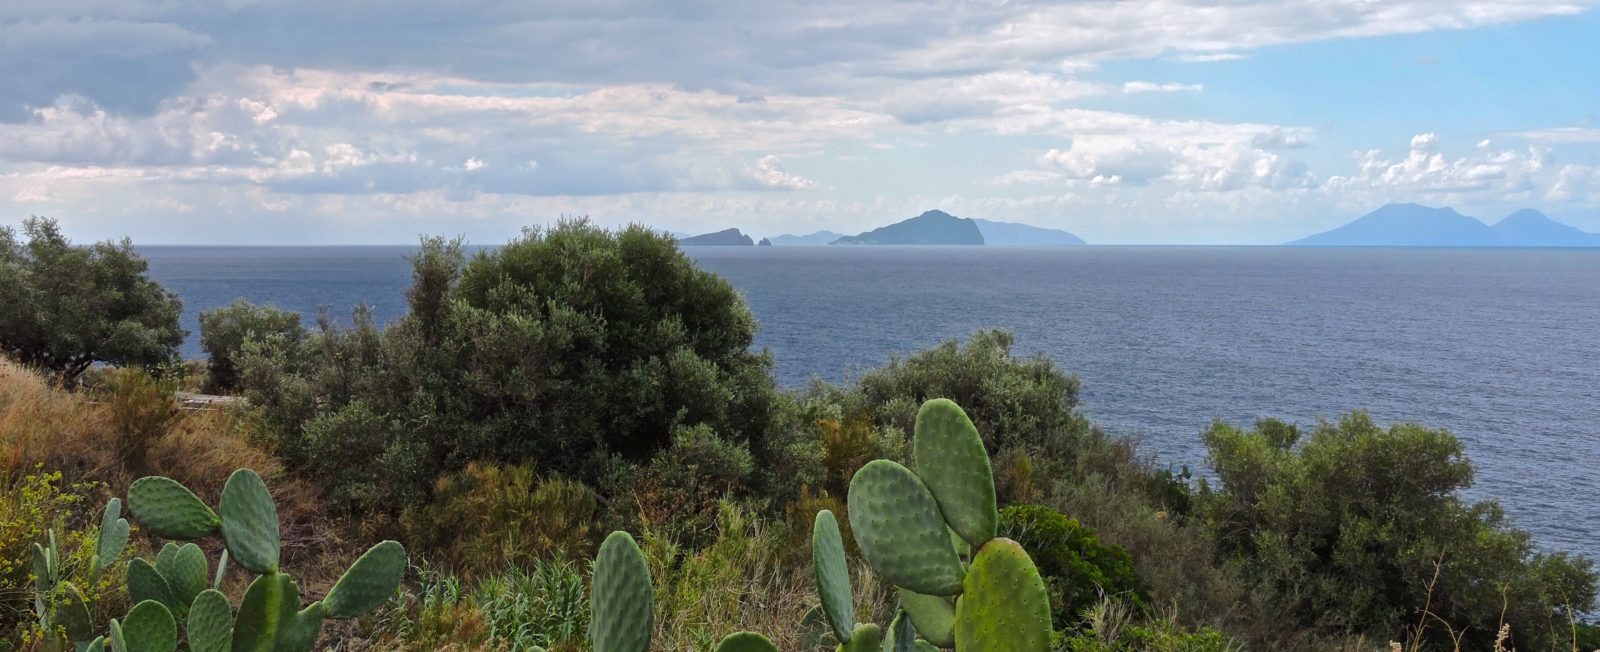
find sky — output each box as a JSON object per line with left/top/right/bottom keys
{"left": 2, "top": 1, "right": 1599, "bottom": 245}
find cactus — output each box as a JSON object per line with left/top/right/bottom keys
{"left": 812, "top": 510, "right": 855, "bottom": 642}
{"left": 115, "top": 468, "right": 406, "bottom": 652}
{"left": 896, "top": 588, "right": 956, "bottom": 648}
{"left": 912, "top": 399, "right": 997, "bottom": 548}
{"left": 952, "top": 538, "right": 1051, "bottom": 652}
{"left": 113, "top": 600, "right": 179, "bottom": 652}
{"left": 837, "top": 623, "right": 882, "bottom": 652}
{"left": 30, "top": 498, "right": 131, "bottom": 650}
{"left": 846, "top": 460, "right": 965, "bottom": 596}
{"left": 714, "top": 631, "right": 779, "bottom": 652}
{"left": 589, "top": 530, "right": 653, "bottom": 652}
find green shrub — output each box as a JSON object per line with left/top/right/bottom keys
{"left": 999, "top": 504, "right": 1144, "bottom": 630}
{"left": 0, "top": 470, "right": 128, "bottom": 647}
{"left": 1200, "top": 412, "right": 1598, "bottom": 650}
{"left": 0, "top": 217, "right": 183, "bottom": 385}
{"left": 236, "top": 222, "right": 787, "bottom": 516}
{"left": 198, "top": 299, "right": 304, "bottom": 393}
{"left": 100, "top": 368, "right": 179, "bottom": 475}
{"left": 379, "top": 559, "right": 587, "bottom": 652}
{"left": 403, "top": 462, "right": 600, "bottom": 576}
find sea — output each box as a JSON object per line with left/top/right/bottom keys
{"left": 139, "top": 245, "right": 1600, "bottom": 561}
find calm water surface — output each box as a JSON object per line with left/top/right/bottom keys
{"left": 141, "top": 245, "right": 1600, "bottom": 559}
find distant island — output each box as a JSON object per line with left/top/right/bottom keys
{"left": 971, "top": 218, "right": 1087, "bottom": 246}
{"left": 679, "top": 228, "right": 755, "bottom": 246}
{"left": 832, "top": 210, "right": 985, "bottom": 245}
{"left": 1289, "top": 203, "right": 1600, "bottom": 247}
{"left": 767, "top": 230, "right": 846, "bottom": 246}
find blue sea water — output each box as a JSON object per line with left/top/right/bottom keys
{"left": 140, "top": 245, "right": 1600, "bottom": 560}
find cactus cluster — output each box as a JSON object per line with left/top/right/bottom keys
{"left": 30, "top": 497, "right": 131, "bottom": 651}
{"left": 51, "top": 468, "right": 407, "bottom": 652}
{"left": 576, "top": 399, "right": 1053, "bottom": 651}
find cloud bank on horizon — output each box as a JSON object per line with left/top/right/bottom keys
{"left": 2, "top": 0, "right": 1599, "bottom": 244}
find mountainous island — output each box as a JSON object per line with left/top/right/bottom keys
{"left": 831, "top": 210, "right": 986, "bottom": 245}
{"left": 971, "top": 218, "right": 1088, "bottom": 245}
{"left": 766, "top": 230, "right": 846, "bottom": 245}
{"left": 679, "top": 228, "right": 755, "bottom": 246}
{"left": 1289, "top": 203, "right": 1600, "bottom": 246}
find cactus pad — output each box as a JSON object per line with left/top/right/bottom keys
{"left": 589, "top": 531, "right": 653, "bottom": 652}
{"left": 896, "top": 588, "right": 955, "bottom": 648}
{"left": 713, "top": 632, "right": 778, "bottom": 652}
{"left": 220, "top": 469, "right": 280, "bottom": 574}
{"left": 127, "top": 477, "right": 219, "bottom": 540}
{"left": 186, "top": 589, "right": 233, "bottom": 652}
{"left": 323, "top": 540, "right": 407, "bottom": 619}
{"left": 913, "top": 399, "right": 997, "bottom": 548}
{"left": 231, "top": 572, "right": 325, "bottom": 652}
{"left": 811, "top": 509, "right": 854, "bottom": 642}
{"left": 953, "top": 538, "right": 1051, "bottom": 652}
{"left": 883, "top": 609, "right": 917, "bottom": 652}
{"left": 127, "top": 558, "right": 176, "bottom": 612}
{"left": 54, "top": 581, "right": 95, "bottom": 641}
{"left": 846, "top": 460, "right": 965, "bottom": 596}
{"left": 97, "top": 497, "right": 131, "bottom": 567}
{"left": 118, "top": 600, "right": 178, "bottom": 652}
{"left": 836, "top": 623, "right": 882, "bottom": 652}
{"left": 156, "top": 543, "right": 209, "bottom": 610}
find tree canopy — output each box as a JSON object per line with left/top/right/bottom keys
{"left": 0, "top": 217, "right": 183, "bottom": 383}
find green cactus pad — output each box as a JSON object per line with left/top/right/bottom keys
{"left": 97, "top": 497, "right": 132, "bottom": 567}
{"left": 118, "top": 600, "right": 178, "bottom": 652}
{"left": 896, "top": 588, "right": 955, "bottom": 648}
{"left": 54, "top": 581, "right": 95, "bottom": 641}
{"left": 846, "top": 460, "right": 965, "bottom": 596}
{"left": 127, "top": 558, "right": 176, "bottom": 611}
{"left": 231, "top": 572, "right": 326, "bottom": 652}
{"left": 156, "top": 543, "right": 209, "bottom": 609}
{"left": 714, "top": 632, "right": 779, "bottom": 652}
{"left": 913, "top": 399, "right": 997, "bottom": 548}
{"left": 836, "top": 623, "right": 882, "bottom": 652}
{"left": 186, "top": 589, "right": 233, "bottom": 652}
{"left": 913, "top": 642, "right": 939, "bottom": 651}
{"left": 85, "top": 637, "right": 106, "bottom": 652}
{"left": 127, "top": 477, "right": 220, "bottom": 540}
{"left": 214, "top": 549, "right": 229, "bottom": 590}
{"left": 953, "top": 538, "right": 1051, "bottom": 652}
{"left": 31, "top": 542, "right": 51, "bottom": 593}
{"left": 883, "top": 609, "right": 917, "bottom": 652}
{"left": 323, "top": 540, "right": 406, "bottom": 619}
{"left": 589, "top": 531, "right": 653, "bottom": 652}
{"left": 811, "top": 510, "right": 855, "bottom": 642}
{"left": 220, "top": 469, "right": 280, "bottom": 574}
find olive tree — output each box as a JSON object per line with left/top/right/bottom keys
{"left": 0, "top": 217, "right": 183, "bottom": 383}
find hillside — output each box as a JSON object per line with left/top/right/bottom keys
{"left": 767, "top": 230, "right": 845, "bottom": 245}
{"left": 831, "top": 210, "right": 985, "bottom": 245}
{"left": 972, "top": 218, "right": 1086, "bottom": 245}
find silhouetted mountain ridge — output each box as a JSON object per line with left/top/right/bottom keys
{"left": 1289, "top": 204, "right": 1600, "bottom": 246}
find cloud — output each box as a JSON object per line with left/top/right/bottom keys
{"left": 745, "top": 155, "right": 816, "bottom": 190}
{"left": 1325, "top": 133, "right": 1598, "bottom": 207}
{"left": 1122, "top": 81, "right": 1205, "bottom": 94}
{"left": 1169, "top": 52, "right": 1248, "bottom": 62}
{"left": 1497, "top": 127, "right": 1600, "bottom": 144}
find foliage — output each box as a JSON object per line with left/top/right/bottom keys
{"left": 236, "top": 221, "right": 786, "bottom": 515}
{"left": 378, "top": 560, "right": 588, "bottom": 652}
{"left": 0, "top": 217, "right": 183, "bottom": 384}
{"left": 198, "top": 299, "right": 304, "bottom": 393}
{"left": 402, "top": 463, "right": 600, "bottom": 576}
{"left": 101, "top": 368, "right": 180, "bottom": 475}
{"left": 1200, "top": 412, "right": 1598, "bottom": 650}
{"left": 1063, "top": 599, "right": 1238, "bottom": 652}
{"left": 1, "top": 471, "right": 130, "bottom": 649}
{"left": 998, "top": 504, "right": 1143, "bottom": 630}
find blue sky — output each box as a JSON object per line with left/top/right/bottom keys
{"left": 2, "top": 1, "right": 1598, "bottom": 244}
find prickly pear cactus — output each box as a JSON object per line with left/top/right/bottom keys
{"left": 913, "top": 399, "right": 997, "bottom": 548}
{"left": 589, "top": 531, "right": 653, "bottom": 652}
{"left": 113, "top": 469, "right": 406, "bottom": 652}
{"left": 846, "top": 460, "right": 965, "bottom": 596}
{"left": 953, "top": 538, "right": 1051, "bottom": 652}
{"left": 714, "top": 631, "right": 779, "bottom": 652}
{"left": 896, "top": 588, "right": 955, "bottom": 648}
{"left": 812, "top": 509, "right": 855, "bottom": 642}
{"left": 115, "top": 600, "right": 179, "bottom": 652}
{"left": 837, "top": 623, "right": 883, "bottom": 652}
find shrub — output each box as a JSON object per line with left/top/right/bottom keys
{"left": 100, "top": 367, "right": 179, "bottom": 475}
{"left": 403, "top": 463, "right": 600, "bottom": 576}
{"left": 197, "top": 299, "right": 305, "bottom": 393}
{"left": 1200, "top": 412, "right": 1598, "bottom": 650}
{"left": 378, "top": 559, "right": 588, "bottom": 652}
{"left": 0, "top": 217, "right": 183, "bottom": 384}
{"left": 236, "top": 222, "right": 786, "bottom": 515}
{"left": 0, "top": 469, "right": 130, "bottom": 646}
{"left": 1000, "top": 504, "right": 1144, "bottom": 631}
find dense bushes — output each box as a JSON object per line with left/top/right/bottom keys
{"left": 197, "top": 299, "right": 304, "bottom": 393}
{"left": 235, "top": 222, "right": 787, "bottom": 516}
{"left": 0, "top": 217, "right": 183, "bottom": 384}
{"left": 1200, "top": 413, "right": 1598, "bottom": 650}
{"left": 402, "top": 463, "right": 600, "bottom": 576}
{"left": 1000, "top": 504, "right": 1144, "bottom": 630}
